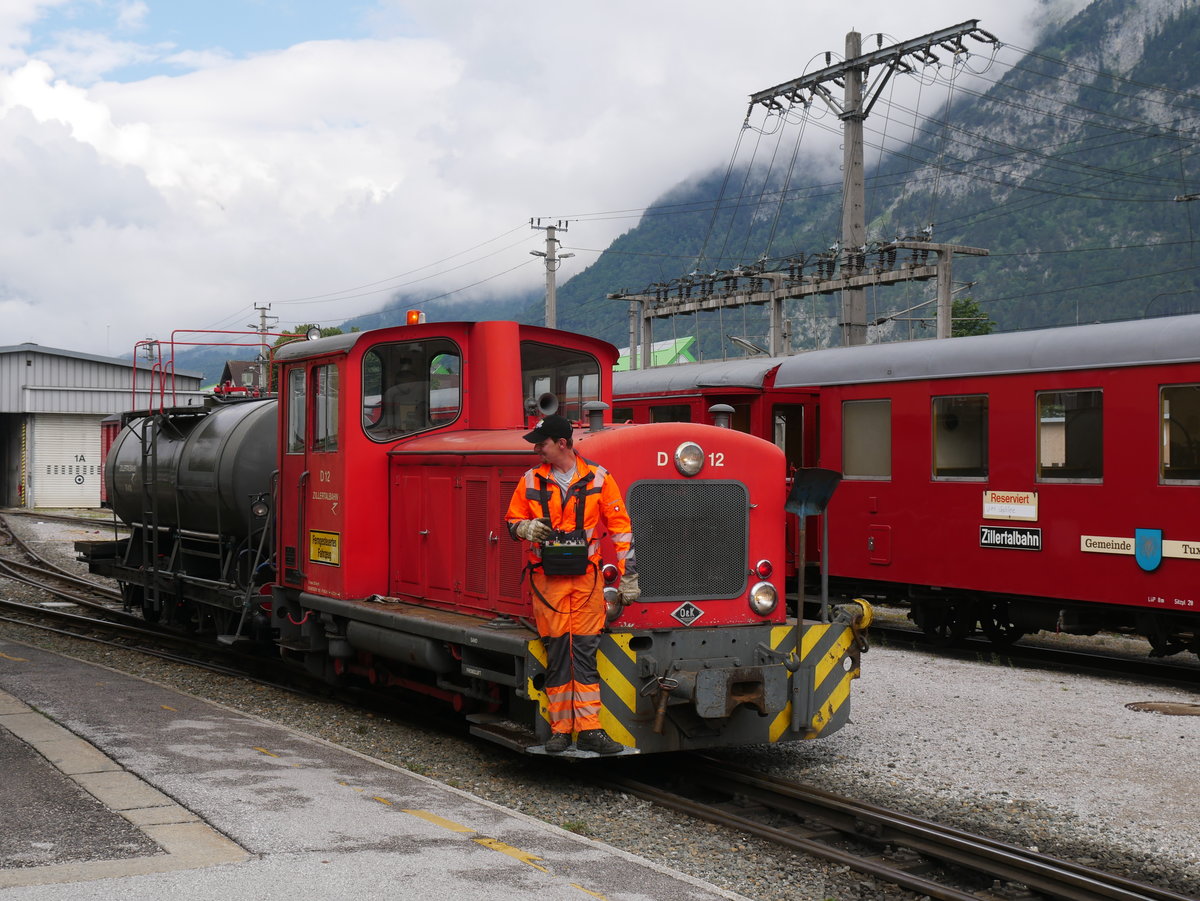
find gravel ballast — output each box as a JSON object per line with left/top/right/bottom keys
{"left": 2, "top": 513, "right": 1198, "bottom": 901}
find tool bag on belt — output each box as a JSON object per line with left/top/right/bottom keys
{"left": 536, "top": 472, "right": 592, "bottom": 576}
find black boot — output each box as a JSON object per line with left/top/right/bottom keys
{"left": 576, "top": 729, "right": 623, "bottom": 755}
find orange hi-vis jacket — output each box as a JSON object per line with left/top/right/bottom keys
{"left": 505, "top": 454, "right": 635, "bottom": 576}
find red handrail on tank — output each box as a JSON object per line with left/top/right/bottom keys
{"left": 130, "top": 329, "right": 309, "bottom": 412}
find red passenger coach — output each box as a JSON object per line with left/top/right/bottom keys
{"left": 615, "top": 315, "right": 1200, "bottom": 659}
{"left": 83, "top": 319, "right": 870, "bottom": 755}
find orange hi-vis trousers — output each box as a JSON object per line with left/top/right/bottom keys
{"left": 531, "top": 569, "right": 604, "bottom": 735}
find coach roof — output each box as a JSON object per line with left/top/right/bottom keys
{"left": 612, "top": 357, "right": 781, "bottom": 396}
{"left": 772, "top": 313, "right": 1200, "bottom": 388}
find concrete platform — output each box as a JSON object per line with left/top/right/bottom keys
{"left": 0, "top": 638, "right": 746, "bottom": 900}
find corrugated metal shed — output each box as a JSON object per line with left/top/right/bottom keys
{"left": 0, "top": 343, "right": 204, "bottom": 414}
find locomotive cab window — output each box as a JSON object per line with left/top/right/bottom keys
{"left": 1161, "top": 384, "right": 1200, "bottom": 483}
{"left": 932, "top": 395, "right": 988, "bottom": 480}
{"left": 311, "top": 364, "right": 339, "bottom": 453}
{"left": 362, "top": 339, "right": 461, "bottom": 441}
{"left": 286, "top": 368, "right": 306, "bottom": 454}
{"left": 1037, "top": 390, "right": 1102, "bottom": 482}
{"left": 843, "top": 399, "right": 891, "bottom": 479}
{"left": 520, "top": 342, "right": 600, "bottom": 423}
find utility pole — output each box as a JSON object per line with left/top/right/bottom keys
{"left": 530, "top": 219, "right": 573, "bottom": 329}
{"left": 610, "top": 22, "right": 996, "bottom": 360}
{"left": 247, "top": 303, "right": 277, "bottom": 388}
{"left": 888, "top": 240, "right": 988, "bottom": 337}
{"left": 841, "top": 30, "right": 867, "bottom": 347}
{"left": 749, "top": 21, "right": 994, "bottom": 345}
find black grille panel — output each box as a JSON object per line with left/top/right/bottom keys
{"left": 627, "top": 480, "right": 748, "bottom": 602}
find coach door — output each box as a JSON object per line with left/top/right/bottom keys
{"left": 774, "top": 395, "right": 821, "bottom": 583}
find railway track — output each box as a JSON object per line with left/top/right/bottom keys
{"left": 599, "top": 755, "right": 1195, "bottom": 901}
{"left": 3, "top": 581, "right": 1192, "bottom": 901}
{"left": 2, "top": 511, "right": 1196, "bottom": 899}
{"left": 793, "top": 593, "right": 1200, "bottom": 687}
{"left": 867, "top": 619, "right": 1200, "bottom": 688}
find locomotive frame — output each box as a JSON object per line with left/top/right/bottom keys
{"left": 613, "top": 314, "right": 1200, "bottom": 659}
{"left": 82, "top": 319, "right": 869, "bottom": 755}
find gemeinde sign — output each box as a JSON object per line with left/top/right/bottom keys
{"left": 1081, "top": 535, "right": 1200, "bottom": 560}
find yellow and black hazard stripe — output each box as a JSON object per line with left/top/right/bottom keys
{"left": 524, "top": 633, "right": 640, "bottom": 747}
{"left": 772, "top": 619, "right": 863, "bottom": 740}
{"left": 524, "top": 608, "right": 866, "bottom": 751}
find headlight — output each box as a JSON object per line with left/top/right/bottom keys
{"left": 674, "top": 441, "right": 704, "bottom": 477}
{"left": 603, "top": 587, "right": 623, "bottom": 621}
{"left": 748, "top": 581, "right": 778, "bottom": 616}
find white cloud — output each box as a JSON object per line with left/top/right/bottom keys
{"left": 0, "top": 0, "right": 1050, "bottom": 357}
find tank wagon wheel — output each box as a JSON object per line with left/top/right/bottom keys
{"left": 978, "top": 600, "right": 1026, "bottom": 647}
{"left": 173, "top": 599, "right": 202, "bottom": 634}
{"left": 122, "top": 583, "right": 161, "bottom": 624}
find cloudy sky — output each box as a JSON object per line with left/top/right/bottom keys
{"left": 0, "top": 0, "right": 1060, "bottom": 358}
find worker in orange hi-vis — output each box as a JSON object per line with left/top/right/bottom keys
{"left": 505, "top": 414, "right": 639, "bottom": 755}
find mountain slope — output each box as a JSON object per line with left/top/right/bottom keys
{"left": 541, "top": 0, "right": 1200, "bottom": 353}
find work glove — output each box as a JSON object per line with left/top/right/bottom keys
{"left": 618, "top": 570, "right": 641, "bottom": 604}
{"left": 513, "top": 518, "right": 552, "bottom": 541}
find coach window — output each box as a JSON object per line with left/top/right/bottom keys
{"left": 1161, "top": 384, "right": 1200, "bottom": 482}
{"left": 363, "top": 339, "right": 461, "bottom": 441}
{"left": 843, "top": 399, "right": 891, "bottom": 479}
{"left": 286, "top": 368, "right": 305, "bottom": 454}
{"left": 1037, "top": 390, "right": 1102, "bottom": 481}
{"left": 932, "top": 395, "right": 988, "bottom": 480}
{"left": 774, "top": 404, "right": 805, "bottom": 469}
{"left": 311, "top": 364, "right": 339, "bottom": 453}
{"left": 650, "top": 404, "right": 691, "bottom": 423}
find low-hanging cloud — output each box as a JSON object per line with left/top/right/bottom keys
{"left": 0, "top": 0, "right": 1049, "bottom": 356}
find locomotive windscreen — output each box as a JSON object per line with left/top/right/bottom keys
{"left": 627, "top": 480, "right": 749, "bottom": 603}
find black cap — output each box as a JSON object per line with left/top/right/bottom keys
{"left": 523, "top": 414, "right": 572, "bottom": 443}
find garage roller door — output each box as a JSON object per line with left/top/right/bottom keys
{"left": 30, "top": 414, "right": 103, "bottom": 508}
